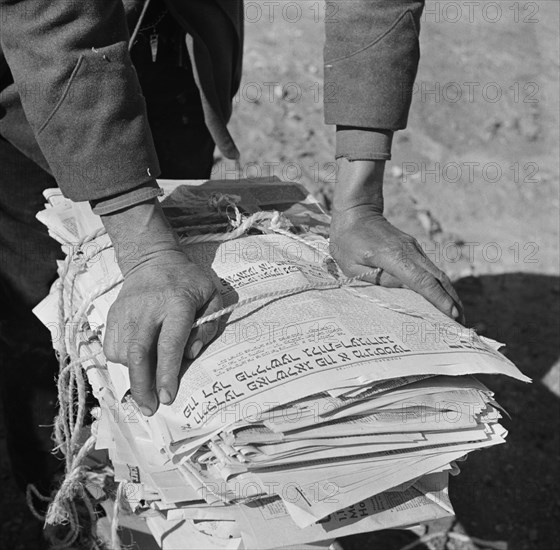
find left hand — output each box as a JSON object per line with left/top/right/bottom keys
{"left": 329, "top": 158, "right": 464, "bottom": 323}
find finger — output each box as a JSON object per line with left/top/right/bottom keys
{"left": 408, "top": 268, "right": 456, "bottom": 318}
{"left": 422, "top": 251, "right": 465, "bottom": 324}
{"left": 384, "top": 255, "right": 457, "bottom": 318}
{"left": 186, "top": 290, "right": 223, "bottom": 360}
{"left": 351, "top": 265, "right": 403, "bottom": 288}
{"left": 127, "top": 336, "right": 158, "bottom": 416}
{"left": 437, "top": 275, "right": 465, "bottom": 323}
{"left": 378, "top": 270, "right": 403, "bottom": 288}
{"left": 156, "top": 305, "right": 196, "bottom": 406}
{"left": 103, "top": 314, "right": 130, "bottom": 364}
{"left": 413, "top": 248, "right": 465, "bottom": 322}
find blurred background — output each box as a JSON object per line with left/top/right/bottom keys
{"left": 1, "top": 1, "right": 558, "bottom": 548}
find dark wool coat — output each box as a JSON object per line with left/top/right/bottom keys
{"left": 0, "top": 0, "right": 423, "bottom": 202}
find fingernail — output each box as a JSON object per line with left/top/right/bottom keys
{"left": 159, "top": 388, "right": 172, "bottom": 405}
{"left": 188, "top": 340, "right": 203, "bottom": 360}
{"left": 451, "top": 306, "right": 460, "bottom": 319}
{"left": 140, "top": 405, "right": 153, "bottom": 417}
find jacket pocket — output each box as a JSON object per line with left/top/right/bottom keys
{"left": 37, "top": 55, "right": 84, "bottom": 135}
{"left": 326, "top": 8, "right": 419, "bottom": 64}
{"left": 37, "top": 41, "right": 137, "bottom": 136}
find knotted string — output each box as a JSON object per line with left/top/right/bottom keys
{"left": 42, "top": 192, "right": 476, "bottom": 548}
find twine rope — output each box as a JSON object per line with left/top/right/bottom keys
{"left": 43, "top": 191, "right": 474, "bottom": 548}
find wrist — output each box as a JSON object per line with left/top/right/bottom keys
{"left": 90, "top": 180, "right": 162, "bottom": 216}
{"left": 335, "top": 128, "right": 393, "bottom": 162}
{"left": 101, "top": 199, "right": 182, "bottom": 275}
{"left": 332, "top": 158, "right": 385, "bottom": 215}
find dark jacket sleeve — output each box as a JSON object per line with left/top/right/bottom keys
{"left": 0, "top": 0, "right": 160, "bottom": 202}
{"left": 324, "top": 0, "right": 424, "bottom": 160}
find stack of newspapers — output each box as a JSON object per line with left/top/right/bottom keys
{"left": 34, "top": 179, "right": 529, "bottom": 550}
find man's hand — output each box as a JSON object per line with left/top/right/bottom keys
{"left": 330, "top": 158, "right": 464, "bottom": 322}
{"left": 100, "top": 199, "right": 222, "bottom": 416}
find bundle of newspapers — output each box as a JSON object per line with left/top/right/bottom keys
{"left": 34, "top": 178, "right": 529, "bottom": 549}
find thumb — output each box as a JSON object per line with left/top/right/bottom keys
{"left": 185, "top": 290, "right": 223, "bottom": 359}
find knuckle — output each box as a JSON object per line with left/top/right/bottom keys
{"left": 165, "top": 292, "right": 190, "bottom": 309}
{"left": 156, "top": 354, "right": 175, "bottom": 374}
{"left": 127, "top": 342, "right": 148, "bottom": 365}
{"left": 128, "top": 341, "right": 146, "bottom": 355}
{"left": 416, "top": 253, "right": 432, "bottom": 268}
{"left": 159, "top": 333, "right": 181, "bottom": 347}
{"left": 413, "top": 270, "right": 436, "bottom": 289}
{"left": 361, "top": 247, "right": 381, "bottom": 266}
{"left": 402, "top": 234, "right": 418, "bottom": 247}
{"left": 401, "top": 235, "right": 417, "bottom": 248}
{"left": 396, "top": 244, "right": 416, "bottom": 265}
{"left": 129, "top": 384, "right": 143, "bottom": 397}
{"left": 129, "top": 369, "right": 153, "bottom": 390}
{"left": 157, "top": 374, "right": 175, "bottom": 388}
{"left": 159, "top": 293, "right": 197, "bottom": 316}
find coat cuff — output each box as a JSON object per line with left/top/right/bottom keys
{"left": 335, "top": 127, "right": 394, "bottom": 161}
{"left": 90, "top": 180, "right": 163, "bottom": 215}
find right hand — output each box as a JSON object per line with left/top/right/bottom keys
{"left": 101, "top": 200, "right": 222, "bottom": 416}
{"left": 330, "top": 206, "right": 464, "bottom": 322}
{"left": 330, "top": 158, "right": 464, "bottom": 323}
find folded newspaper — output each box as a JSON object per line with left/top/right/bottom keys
{"left": 33, "top": 177, "right": 530, "bottom": 549}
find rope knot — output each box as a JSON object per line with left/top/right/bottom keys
{"left": 267, "top": 211, "right": 285, "bottom": 231}
{"left": 207, "top": 192, "right": 240, "bottom": 211}
{"left": 71, "top": 247, "right": 89, "bottom": 268}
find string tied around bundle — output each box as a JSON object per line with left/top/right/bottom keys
{"left": 41, "top": 197, "right": 481, "bottom": 549}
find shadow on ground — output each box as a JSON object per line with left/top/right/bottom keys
{"left": 341, "top": 272, "right": 560, "bottom": 550}
{"left": 450, "top": 273, "right": 560, "bottom": 550}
